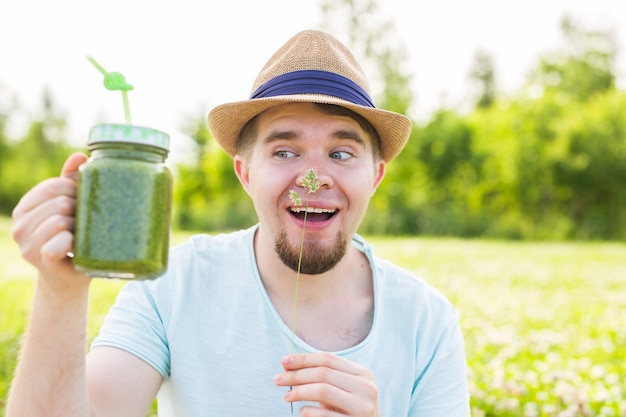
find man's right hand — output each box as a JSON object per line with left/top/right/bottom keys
{"left": 7, "top": 152, "right": 164, "bottom": 417}
{"left": 11, "top": 152, "right": 90, "bottom": 291}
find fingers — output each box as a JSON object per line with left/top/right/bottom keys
{"left": 11, "top": 153, "right": 87, "bottom": 274}
{"left": 12, "top": 179, "right": 77, "bottom": 249}
{"left": 285, "top": 382, "right": 351, "bottom": 415}
{"left": 41, "top": 228, "right": 74, "bottom": 258}
{"left": 279, "top": 353, "right": 375, "bottom": 392}
{"left": 12, "top": 177, "right": 77, "bottom": 220}
{"left": 12, "top": 150, "right": 86, "bottom": 220}
{"left": 275, "top": 353, "right": 379, "bottom": 416}
{"left": 60, "top": 152, "right": 88, "bottom": 179}
{"left": 282, "top": 353, "right": 367, "bottom": 376}
{"left": 13, "top": 193, "right": 77, "bottom": 270}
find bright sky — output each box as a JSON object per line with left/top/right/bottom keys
{"left": 2, "top": 0, "right": 625, "bottom": 160}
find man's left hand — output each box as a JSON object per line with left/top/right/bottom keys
{"left": 274, "top": 352, "right": 380, "bottom": 416}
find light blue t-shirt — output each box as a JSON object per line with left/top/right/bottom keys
{"left": 92, "top": 226, "right": 470, "bottom": 416}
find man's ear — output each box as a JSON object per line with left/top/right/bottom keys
{"left": 372, "top": 160, "right": 386, "bottom": 195}
{"left": 234, "top": 155, "right": 252, "bottom": 196}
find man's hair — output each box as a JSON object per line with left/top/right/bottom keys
{"left": 236, "top": 103, "right": 382, "bottom": 162}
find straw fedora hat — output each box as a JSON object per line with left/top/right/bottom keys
{"left": 207, "top": 29, "right": 412, "bottom": 162}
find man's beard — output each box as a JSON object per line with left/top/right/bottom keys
{"left": 275, "top": 229, "right": 348, "bottom": 275}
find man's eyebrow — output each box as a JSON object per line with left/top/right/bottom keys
{"left": 332, "top": 129, "right": 367, "bottom": 148}
{"left": 261, "top": 128, "right": 367, "bottom": 148}
{"left": 262, "top": 129, "right": 298, "bottom": 144}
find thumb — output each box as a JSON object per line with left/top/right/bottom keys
{"left": 60, "top": 152, "right": 88, "bottom": 179}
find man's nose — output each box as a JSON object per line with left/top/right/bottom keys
{"left": 296, "top": 166, "right": 333, "bottom": 190}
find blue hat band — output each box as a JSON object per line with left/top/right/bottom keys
{"left": 250, "top": 69, "right": 375, "bottom": 108}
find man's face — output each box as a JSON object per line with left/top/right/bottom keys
{"left": 235, "top": 102, "right": 385, "bottom": 274}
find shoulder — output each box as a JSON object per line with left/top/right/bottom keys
{"left": 352, "top": 234, "right": 459, "bottom": 323}
{"left": 374, "top": 255, "right": 453, "bottom": 309}
{"left": 117, "top": 226, "right": 258, "bottom": 324}
{"left": 171, "top": 226, "right": 256, "bottom": 260}
{"left": 136, "top": 226, "right": 257, "bottom": 295}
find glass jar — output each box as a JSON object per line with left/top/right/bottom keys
{"left": 73, "top": 123, "right": 173, "bottom": 280}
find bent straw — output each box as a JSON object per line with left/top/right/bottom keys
{"left": 86, "top": 55, "right": 134, "bottom": 124}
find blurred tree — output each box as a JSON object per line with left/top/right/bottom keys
{"left": 173, "top": 115, "right": 212, "bottom": 229}
{"left": 466, "top": 94, "right": 571, "bottom": 239}
{"left": 469, "top": 50, "right": 496, "bottom": 109}
{"left": 418, "top": 110, "right": 473, "bottom": 183}
{"left": 0, "top": 88, "right": 74, "bottom": 215}
{"left": 522, "top": 17, "right": 624, "bottom": 239}
{"left": 529, "top": 15, "right": 617, "bottom": 101}
{"left": 0, "top": 83, "right": 15, "bottom": 204}
{"left": 412, "top": 110, "right": 484, "bottom": 236}
{"left": 173, "top": 114, "right": 255, "bottom": 231}
{"left": 552, "top": 90, "right": 626, "bottom": 239}
{"left": 464, "top": 14, "right": 625, "bottom": 240}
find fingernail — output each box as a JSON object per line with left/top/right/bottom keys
{"left": 274, "top": 373, "right": 283, "bottom": 383}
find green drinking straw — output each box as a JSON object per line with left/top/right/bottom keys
{"left": 86, "top": 55, "right": 134, "bottom": 124}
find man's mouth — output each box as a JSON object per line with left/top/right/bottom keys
{"left": 289, "top": 206, "right": 337, "bottom": 222}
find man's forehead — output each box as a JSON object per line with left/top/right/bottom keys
{"left": 255, "top": 103, "right": 365, "bottom": 134}
{"left": 256, "top": 102, "right": 330, "bottom": 120}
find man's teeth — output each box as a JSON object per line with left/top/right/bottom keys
{"left": 290, "top": 207, "right": 336, "bottom": 214}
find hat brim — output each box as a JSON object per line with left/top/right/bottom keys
{"left": 207, "top": 94, "right": 412, "bottom": 162}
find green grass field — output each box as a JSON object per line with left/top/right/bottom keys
{"left": 1, "top": 215, "right": 625, "bottom": 416}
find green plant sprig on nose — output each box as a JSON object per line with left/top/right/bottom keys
{"left": 301, "top": 168, "right": 320, "bottom": 194}
{"left": 287, "top": 167, "right": 319, "bottom": 413}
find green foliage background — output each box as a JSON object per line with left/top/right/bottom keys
{"left": 1, "top": 14, "right": 624, "bottom": 240}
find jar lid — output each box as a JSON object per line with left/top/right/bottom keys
{"left": 88, "top": 123, "right": 170, "bottom": 151}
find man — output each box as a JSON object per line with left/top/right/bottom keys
{"left": 7, "top": 30, "right": 470, "bottom": 416}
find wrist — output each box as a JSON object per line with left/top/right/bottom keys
{"left": 35, "top": 270, "right": 92, "bottom": 309}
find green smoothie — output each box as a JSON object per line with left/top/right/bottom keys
{"left": 73, "top": 124, "right": 172, "bottom": 280}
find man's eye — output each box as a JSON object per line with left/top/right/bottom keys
{"left": 276, "top": 150, "right": 296, "bottom": 159}
{"left": 330, "top": 151, "right": 354, "bottom": 160}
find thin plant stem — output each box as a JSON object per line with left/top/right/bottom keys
{"left": 291, "top": 206, "right": 307, "bottom": 349}
{"left": 290, "top": 202, "right": 308, "bottom": 414}
{"left": 286, "top": 168, "right": 318, "bottom": 414}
